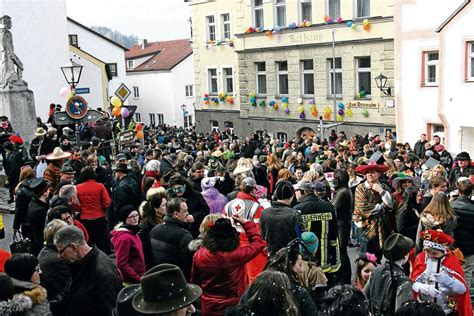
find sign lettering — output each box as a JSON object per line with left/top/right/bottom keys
{"left": 347, "top": 100, "right": 379, "bottom": 109}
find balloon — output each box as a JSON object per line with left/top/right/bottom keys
{"left": 297, "top": 98, "right": 303, "bottom": 104}
{"left": 323, "top": 112, "right": 331, "bottom": 120}
{"left": 325, "top": 106, "right": 332, "bottom": 114}
{"left": 284, "top": 108, "right": 290, "bottom": 114}
{"left": 346, "top": 108, "right": 353, "bottom": 117}
{"left": 136, "top": 123, "right": 143, "bottom": 131}
{"left": 337, "top": 115, "right": 344, "bottom": 121}
{"left": 362, "top": 109, "right": 369, "bottom": 117}
{"left": 112, "top": 107, "right": 121, "bottom": 117}
{"left": 363, "top": 19, "right": 369, "bottom": 25}
{"left": 305, "top": 21, "right": 312, "bottom": 27}
{"left": 137, "top": 131, "right": 144, "bottom": 139}
{"left": 66, "top": 91, "right": 74, "bottom": 100}
{"left": 299, "top": 112, "right": 306, "bottom": 119}
{"left": 204, "top": 101, "right": 209, "bottom": 105}
{"left": 282, "top": 97, "right": 289, "bottom": 103}
{"left": 338, "top": 102, "right": 345, "bottom": 109}
{"left": 356, "top": 92, "right": 361, "bottom": 98}
{"left": 310, "top": 105, "right": 318, "bottom": 117}
{"left": 297, "top": 106, "right": 304, "bottom": 113}
{"left": 269, "top": 101, "right": 275, "bottom": 107}
{"left": 346, "top": 21, "right": 353, "bottom": 28}
{"left": 337, "top": 17, "right": 343, "bottom": 23}
{"left": 308, "top": 99, "right": 315, "bottom": 105}
{"left": 351, "top": 23, "right": 357, "bottom": 29}
{"left": 360, "top": 90, "right": 367, "bottom": 98}
{"left": 111, "top": 96, "right": 122, "bottom": 107}
{"left": 363, "top": 24, "right": 370, "bottom": 31}
{"left": 259, "top": 101, "right": 265, "bottom": 107}
{"left": 121, "top": 107, "right": 130, "bottom": 118}
{"left": 275, "top": 25, "right": 281, "bottom": 32}
{"left": 338, "top": 109, "right": 344, "bottom": 115}
{"left": 59, "top": 86, "right": 71, "bottom": 97}
{"left": 266, "top": 31, "right": 272, "bottom": 37}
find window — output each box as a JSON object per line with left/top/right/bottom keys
{"left": 208, "top": 68, "right": 218, "bottom": 95}
{"left": 223, "top": 67, "right": 233, "bottom": 94}
{"left": 356, "top": 57, "right": 371, "bottom": 97}
{"left": 301, "top": 60, "right": 314, "bottom": 96}
{"left": 277, "top": 132, "right": 288, "bottom": 143}
{"left": 68, "top": 34, "right": 78, "bottom": 47}
{"left": 300, "top": 0, "right": 312, "bottom": 22}
{"left": 224, "top": 121, "right": 234, "bottom": 134}
{"left": 135, "top": 112, "right": 141, "bottom": 122}
{"left": 210, "top": 120, "right": 219, "bottom": 132}
{"left": 107, "top": 63, "right": 118, "bottom": 77}
{"left": 466, "top": 42, "right": 474, "bottom": 80}
{"left": 149, "top": 113, "right": 156, "bottom": 126}
{"left": 256, "top": 62, "right": 267, "bottom": 95}
{"left": 221, "top": 13, "right": 231, "bottom": 40}
{"left": 423, "top": 52, "right": 439, "bottom": 85}
{"left": 356, "top": 0, "right": 370, "bottom": 18}
{"left": 185, "top": 115, "right": 193, "bottom": 128}
{"left": 277, "top": 61, "right": 289, "bottom": 96}
{"left": 206, "top": 15, "right": 216, "bottom": 42}
{"left": 133, "top": 86, "right": 140, "bottom": 98}
{"left": 328, "top": 0, "right": 340, "bottom": 18}
{"left": 275, "top": 0, "right": 286, "bottom": 27}
{"left": 253, "top": 0, "right": 264, "bottom": 27}
{"left": 185, "top": 84, "right": 194, "bottom": 97}
{"left": 328, "top": 57, "right": 342, "bottom": 97}
{"left": 157, "top": 114, "right": 164, "bottom": 125}
{"left": 127, "top": 60, "right": 134, "bottom": 69}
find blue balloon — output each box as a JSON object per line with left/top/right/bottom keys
{"left": 346, "top": 21, "right": 353, "bottom": 28}
{"left": 338, "top": 102, "right": 344, "bottom": 109}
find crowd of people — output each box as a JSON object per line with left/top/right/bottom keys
{"left": 0, "top": 112, "right": 473, "bottom": 315}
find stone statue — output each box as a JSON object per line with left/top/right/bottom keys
{"left": 0, "top": 15, "right": 26, "bottom": 89}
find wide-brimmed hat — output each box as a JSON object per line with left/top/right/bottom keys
{"left": 233, "top": 158, "right": 253, "bottom": 175}
{"left": 35, "top": 127, "right": 46, "bottom": 136}
{"left": 132, "top": 264, "right": 202, "bottom": 314}
{"left": 294, "top": 179, "right": 314, "bottom": 191}
{"left": 391, "top": 172, "right": 420, "bottom": 189}
{"left": 420, "top": 229, "right": 454, "bottom": 253}
{"left": 383, "top": 233, "right": 414, "bottom": 261}
{"left": 46, "top": 147, "right": 71, "bottom": 160}
{"left": 60, "top": 164, "right": 76, "bottom": 175}
{"left": 113, "top": 285, "right": 142, "bottom": 316}
{"left": 211, "top": 150, "right": 223, "bottom": 158}
{"left": 455, "top": 152, "right": 471, "bottom": 161}
{"left": 354, "top": 161, "right": 389, "bottom": 174}
{"left": 114, "top": 163, "right": 131, "bottom": 173}
{"left": 208, "top": 218, "right": 239, "bottom": 238}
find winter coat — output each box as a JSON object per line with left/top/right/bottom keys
{"left": 0, "top": 283, "right": 52, "bottom": 316}
{"left": 202, "top": 187, "right": 229, "bottom": 214}
{"left": 414, "top": 140, "right": 427, "bottom": 159}
{"left": 181, "top": 189, "right": 210, "bottom": 238}
{"left": 332, "top": 186, "right": 353, "bottom": 249}
{"left": 449, "top": 165, "right": 474, "bottom": 190}
{"left": 260, "top": 201, "right": 304, "bottom": 256}
{"left": 65, "top": 247, "right": 122, "bottom": 316}
{"left": 13, "top": 178, "right": 35, "bottom": 233}
{"left": 27, "top": 197, "right": 49, "bottom": 256}
{"left": 76, "top": 179, "right": 110, "bottom": 220}
{"left": 149, "top": 216, "right": 194, "bottom": 279}
{"left": 191, "top": 221, "right": 266, "bottom": 316}
{"left": 396, "top": 206, "right": 420, "bottom": 242}
{"left": 4, "top": 149, "right": 24, "bottom": 185}
{"left": 451, "top": 196, "right": 474, "bottom": 256}
{"left": 110, "top": 228, "right": 146, "bottom": 283}
{"left": 138, "top": 217, "right": 160, "bottom": 270}
{"left": 29, "top": 136, "right": 55, "bottom": 163}
{"left": 38, "top": 245, "right": 70, "bottom": 314}
{"left": 415, "top": 212, "right": 457, "bottom": 253}
{"left": 159, "top": 157, "right": 174, "bottom": 176}
{"left": 112, "top": 176, "right": 140, "bottom": 226}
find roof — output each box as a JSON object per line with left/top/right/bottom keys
{"left": 125, "top": 39, "right": 192, "bottom": 72}
{"left": 67, "top": 17, "right": 129, "bottom": 51}
{"left": 436, "top": 0, "right": 471, "bottom": 32}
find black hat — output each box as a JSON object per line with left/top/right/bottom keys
{"left": 383, "top": 233, "right": 414, "bottom": 261}
{"left": 0, "top": 273, "right": 14, "bottom": 301}
{"left": 208, "top": 218, "right": 239, "bottom": 238}
{"left": 119, "top": 205, "right": 137, "bottom": 223}
{"left": 29, "top": 178, "right": 48, "bottom": 197}
{"left": 91, "top": 136, "right": 100, "bottom": 147}
{"left": 2, "top": 142, "right": 13, "bottom": 151}
{"left": 113, "top": 285, "right": 143, "bottom": 316}
{"left": 456, "top": 152, "right": 471, "bottom": 161}
{"left": 132, "top": 264, "right": 202, "bottom": 314}
{"left": 274, "top": 180, "right": 295, "bottom": 200}
{"left": 0, "top": 115, "right": 8, "bottom": 121}
{"left": 60, "top": 164, "right": 76, "bottom": 175}
{"left": 114, "top": 163, "right": 131, "bottom": 173}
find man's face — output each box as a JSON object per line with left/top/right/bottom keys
{"left": 434, "top": 181, "right": 448, "bottom": 193}
{"left": 71, "top": 151, "right": 81, "bottom": 161}
{"left": 174, "top": 202, "right": 189, "bottom": 222}
{"left": 56, "top": 242, "right": 79, "bottom": 263}
{"left": 192, "top": 168, "right": 205, "bottom": 179}
{"left": 295, "top": 189, "right": 303, "bottom": 201}
{"left": 62, "top": 139, "right": 70, "bottom": 146}
{"left": 433, "top": 136, "right": 441, "bottom": 145}
{"left": 421, "top": 134, "right": 426, "bottom": 142}
{"left": 365, "top": 170, "right": 380, "bottom": 183}
{"left": 61, "top": 173, "right": 74, "bottom": 183}
{"left": 458, "top": 159, "right": 470, "bottom": 168}
{"left": 294, "top": 169, "right": 303, "bottom": 180}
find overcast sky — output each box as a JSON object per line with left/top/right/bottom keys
{"left": 65, "top": 0, "right": 191, "bottom": 41}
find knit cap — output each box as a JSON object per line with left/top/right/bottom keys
{"left": 274, "top": 180, "right": 295, "bottom": 200}
{"left": 300, "top": 232, "right": 319, "bottom": 254}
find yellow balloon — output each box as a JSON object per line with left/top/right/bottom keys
{"left": 297, "top": 105, "right": 305, "bottom": 113}
{"left": 111, "top": 96, "right": 122, "bottom": 107}
{"left": 337, "top": 115, "right": 344, "bottom": 122}
{"left": 346, "top": 108, "right": 353, "bottom": 118}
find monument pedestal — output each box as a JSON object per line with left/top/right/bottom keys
{"left": 0, "top": 87, "right": 37, "bottom": 143}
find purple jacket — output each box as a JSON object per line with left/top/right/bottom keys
{"left": 202, "top": 187, "right": 229, "bottom": 214}
{"left": 110, "top": 228, "right": 145, "bottom": 283}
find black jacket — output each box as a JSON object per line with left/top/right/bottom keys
{"left": 29, "top": 136, "right": 55, "bottom": 162}
{"left": 149, "top": 216, "right": 194, "bottom": 279}
{"left": 452, "top": 196, "right": 474, "bottom": 256}
{"left": 413, "top": 140, "right": 427, "bottom": 158}
{"left": 13, "top": 178, "right": 34, "bottom": 232}
{"left": 138, "top": 219, "right": 158, "bottom": 270}
{"left": 112, "top": 175, "right": 140, "bottom": 226}
{"left": 260, "top": 201, "right": 304, "bottom": 256}
{"left": 4, "top": 149, "right": 24, "bottom": 184}
{"left": 66, "top": 247, "right": 122, "bottom": 316}
{"left": 396, "top": 206, "right": 420, "bottom": 242}
{"left": 181, "top": 189, "right": 210, "bottom": 238}
{"left": 159, "top": 157, "right": 175, "bottom": 176}
{"left": 449, "top": 165, "right": 474, "bottom": 190}
{"left": 27, "top": 197, "right": 49, "bottom": 256}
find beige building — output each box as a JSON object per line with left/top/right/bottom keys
{"left": 189, "top": 0, "right": 395, "bottom": 140}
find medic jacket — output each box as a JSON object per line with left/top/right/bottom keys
{"left": 294, "top": 194, "right": 340, "bottom": 273}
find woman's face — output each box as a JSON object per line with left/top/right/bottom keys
{"left": 155, "top": 198, "right": 167, "bottom": 217}
{"left": 60, "top": 213, "right": 74, "bottom": 225}
{"left": 31, "top": 265, "right": 41, "bottom": 284}
{"left": 125, "top": 210, "right": 140, "bottom": 226}
{"left": 292, "top": 255, "right": 303, "bottom": 275}
{"left": 361, "top": 262, "right": 375, "bottom": 282}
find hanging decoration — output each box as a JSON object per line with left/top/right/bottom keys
{"left": 346, "top": 21, "right": 353, "bottom": 28}
{"left": 282, "top": 97, "right": 289, "bottom": 114}
{"left": 362, "top": 109, "right": 369, "bottom": 117}
{"left": 258, "top": 100, "right": 266, "bottom": 107}
{"left": 249, "top": 93, "right": 257, "bottom": 106}
{"left": 226, "top": 96, "right": 235, "bottom": 104}
{"left": 297, "top": 105, "right": 305, "bottom": 119}
{"left": 111, "top": 96, "right": 122, "bottom": 108}
{"left": 211, "top": 97, "right": 219, "bottom": 105}
{"left": 269, "top": 100, "right": 275, "bottom": 107}
{"left": 112, "top": 106, "right": 121, "bottom": 117}
{"left": 218, "top": 92, "right": 226, "bottom": 102}
{"left": 204, "top": 38, "right": 235, "bottom": 48}
{"left": 59, "top": 86, "right": 71, "bottom": 98}
{"left": 202, "top": 93, "right": 210, "bottom": 105}
{"left": 363, "top": 19, "right": 371, "bottom": 31}
{"left": 323, "top": 106, "right": 332, "bottom": 120}
{"left": 310, "top": 104, "right": 318, "bottom": 117}
{"left": 346, "top": 107, "right": 353, "bottom": 118}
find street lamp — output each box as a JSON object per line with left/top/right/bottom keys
{"left": 374, "top": 73, "right": 392, "bottom": 96}
{"left": 181, "top": 104, "right": 186, "bottom": 128}
{"left": 60, "top": 58, "right": 83, "bottom": 89}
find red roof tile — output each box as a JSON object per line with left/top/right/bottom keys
{"left": 125, "top": 39, "right": 192, "bottom": 71}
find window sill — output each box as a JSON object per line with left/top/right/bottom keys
{"left": 326, "top": 95, "right": 343, "bottom": 100}
{"left": 302, "top": 95, "right": 315, "bottom": 99}
{"left": 420, "top": 84, "right": 438, "bottom": 88}
{"left": 256, "top": 94, "right": 267, "bottom": 98}
{"left": 464, "top": 79, "right": 474, "bottom": 83}
{"left": 353, "top": 97, "right": 372, "bottom": 100}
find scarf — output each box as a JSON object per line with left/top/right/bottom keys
{"left": 122, "top": 224, "right": 141, "bottom": 234}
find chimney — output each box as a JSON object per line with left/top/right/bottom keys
{"left": 139, "top": 39, "right": 148, "bottom": 49}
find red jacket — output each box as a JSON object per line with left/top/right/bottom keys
{"left": 74, "top": 219, "right": 89, "bottom": 243}
{"left": 191, "top": 221, "right": 266, "bottom": 316}
{"left": 76, "top": 180, "right": 111, "bottom": 220}
{"left": 110, "top": 228, "right": 146, "bottom": 283}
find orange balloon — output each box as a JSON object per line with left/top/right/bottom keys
{"left": 137, "top": 131, "right": 144, "bottom": 139}
{"left": 112, "top": 107, "right": 121, "bottom": 117}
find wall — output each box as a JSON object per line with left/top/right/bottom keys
{"left": 1, "top": 0, "right": 70, "bottom": 120}
{"left": 171, "top": 55, "right": 195, "bottom": 126}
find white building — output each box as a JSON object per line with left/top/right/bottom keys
{"left": 66, "top": 18, "right": 128, "bottom": 111}
{"left": 125, "top": 39, "right": 194, "bottom": 127}
{"left": 395, "top": 0, "right": 474, "bottom": 154}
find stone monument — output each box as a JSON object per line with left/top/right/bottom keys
{"left": 0, "top": 15, "right": 36, "bottom": 143}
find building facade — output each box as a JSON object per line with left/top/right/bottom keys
{"left": 395, "top": 0, "right": 474, "bottom": 154}
{"left": 190, "top": 0, "right": 395, "bottom": 139}
{"left": 125, "top": 40, "right": 195, "bottom": 127}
